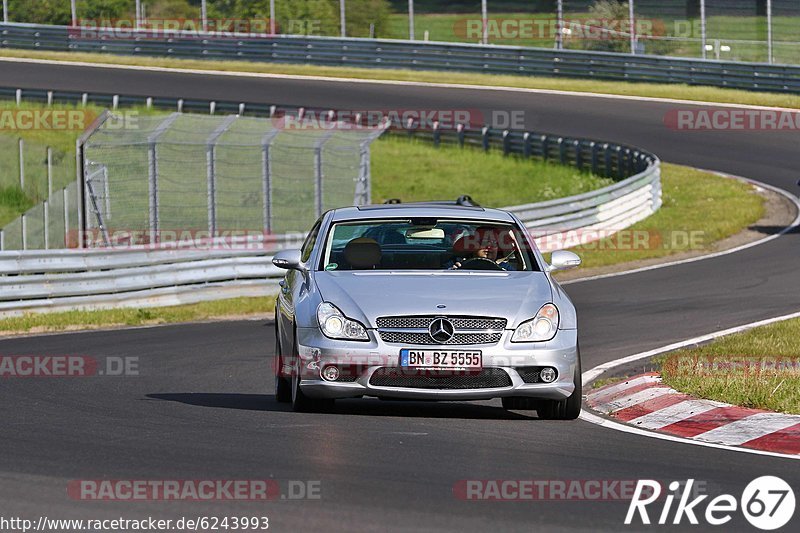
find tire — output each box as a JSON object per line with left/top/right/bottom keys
{"left": 537, "top": 357, "right": 582, "bottom": 420}
{"left": 274, "top": 316, "right": 291, "bottom": 403}
{"left": 291, "top": 336, "right": 334, "bottom": 413}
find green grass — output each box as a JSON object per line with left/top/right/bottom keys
{"left": 2, "top": 48, "right": 799, "bottom": 110}
{"left": 371, "top": 135, "right": 614, "bottom": 206}
{"left": 659, "top": 318, "right": 800, "bottom": 414}
{"left": 562, "top": 163, "right": 765, "bottom": 270}
{"left": 0, "top": 296, "right": 276, "bottom": 335}
{"left": 0, "top": 185, "right": 34, "bottom": 226}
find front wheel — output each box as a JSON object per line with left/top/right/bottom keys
{"left": 537, "top": 358, "right": 582, "bottom": 420}
{"left": 291, "top": 337, "right": 334, "bottom": 413}
{"left": 274, "top": 317, "right": 292, "bottom": 403}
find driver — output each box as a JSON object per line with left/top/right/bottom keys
{"left": 448, "top": 228, "right": 517, "bottom": 270}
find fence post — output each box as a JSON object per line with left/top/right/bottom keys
{"left": 64, "top": 187, "right": 69, "bottom": 248}
{"left": 206, "top": 116, "right": 237, "bottom": 236}
{"left": 21, "top": 213, "right": 27, "bottom": 251}
{"left": 767, "top": 0, "right": 773, "bottom": 64}
{"left": 147, "top": 113, "right": 180, "bottom": 244}
{"left": 629, "top": 0, "right": 636, "bottom": 54}
{"left": 457, "top": 123, "right": 465, "bottom": 147}
{"left": 502, "top": 130, "right": 510, "bottom": 156}
{"left": 432, "top": 121, "right": 441, "bottom": 147}
{"left": 558, "top": 137, "right": 566, "bottom": 165}
{"left": 603, "top": 143, "right": 612, "bottom": 178}
{"left": 700, "top": 0, "right": 707, "bottom": 59}
{"left": 313, "top": 131, "right": 336, "bottom": 218}
{"left": 0, "top": 229, "right": 3, "bottom": 251}
{"left": 481, "top": 127, "right": 490, "bottom": 152}
{"left": 47, "top": 147, "right": 53, "bottom": 198}
{"left": 44, "top": 200, "right": 49, "bottom": 249}
{"left": 616, "top": 146, "right": 624, "bottom": 180}
{"left": 261, "top": 129, "right": 280, "bottom": 234}
{"left": 574, "top": 140, "right": 583, "bottom": 170}
{"left": 18, "top": 138, "right": 24, "bottom": 190}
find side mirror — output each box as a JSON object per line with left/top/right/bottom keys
{"left": 548, "top": 250, "right": 581, "bottom": 272}
{"left": 272, "top": 249, "right": 306, "bottom": 271}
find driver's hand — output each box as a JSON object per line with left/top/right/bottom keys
{"left": 449, "top": 262, "right": 462, "bottom": 270}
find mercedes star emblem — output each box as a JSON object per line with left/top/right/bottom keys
{"left": 429, "top": 317, "right": 455, "bottom": 343}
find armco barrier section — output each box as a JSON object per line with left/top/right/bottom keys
{"left": 0, "top": 89, "right": 659, "bottom": 316}
{"left": 1, "top": 22, "right": 799, "bottom": 93}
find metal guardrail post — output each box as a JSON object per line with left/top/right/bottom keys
{"left": 541, "top": 135, "right": 549, "bottom": 161}
{"left": 481, "top": 127, "right": 489, "bottom": 152}
{"left": 206, "top": 115, "right": 238, "bottom": 236}
{"left": 558, "top": 138, "right": 566, "bottom": 165}
{"left": 457, "top": 124, "right": 465, "bottom": 147}
{"left": 21, "top": 213, "right": 27, "bottom": 251}
{"left": 574, "top": 140, "right": 583, "bottom": 171}
{"left": 0, "top": 229, "right": 3, "bottom": 251}
{"left": 432, "top": 121, "right": 441, "bottom": 147}
{"left": 590, "top": 142, "right": 598, "bottom": 175}
{"left": 502, "top": 130, "right": 510, "bottom": 156}
{"left": 523, "top": 132, "right": 531, "bottom": 158}
{"left": 604, "top": 144, "right": 612, "bottom": 178}
{"left": 261, "top": 128, "right": 281, "bottom": 234}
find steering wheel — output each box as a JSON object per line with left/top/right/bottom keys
{"left": 457, "top": 257, "right": 505, "bottom": 271}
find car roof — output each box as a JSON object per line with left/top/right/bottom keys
{"left": 330, "top": 203, "right": 516, "bottom": 223}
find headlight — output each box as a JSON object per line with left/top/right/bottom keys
{"left": 511, "top": 303, "right": 559, "bottom": 342}
{"left": 317, "top": 302, "right": 369, "bottom": 341}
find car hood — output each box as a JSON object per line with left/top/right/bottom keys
{"left": 313, "top": 271, "right": 553, "bottom": 329}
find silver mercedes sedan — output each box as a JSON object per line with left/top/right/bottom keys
{"left": 272, "top": 199, "right": 582, "bottom": 419}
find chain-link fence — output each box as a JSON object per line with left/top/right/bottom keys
{"left": 81, "top": 112, "right": 386, "bottom": 248}
{"left": 0, "top": 134, "right": 78, "bottom": 250}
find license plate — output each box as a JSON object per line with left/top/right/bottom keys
{"left": 400, "top": 349, "right": 482, "bottom": 369}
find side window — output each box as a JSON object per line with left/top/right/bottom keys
{"left": 300, "top": 221, "right": 322, "bottom": 263}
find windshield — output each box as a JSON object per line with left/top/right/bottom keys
{"left": 320, "top": 219, "right": 539, "bottom": 272}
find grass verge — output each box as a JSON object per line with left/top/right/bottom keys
{"left": 371, "top": 135, "right": 613, "bottom": 205}
{"left": 658, "top": 318, "right": 800, "bottom": 414}
{"left": 561, "top": 163, "right": 765, "bottom": 270}
{"left": 1, "top": 48, "right": 799, "bottom": 109}
{"left": 0, "top": 296, "right": 276, "bottom": 336}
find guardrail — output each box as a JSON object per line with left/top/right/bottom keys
{"left": 1, "top": 22, "right": 799, "bottom": 94}
{"left": 0, "top": 87, "right": 660, "bottom": 317}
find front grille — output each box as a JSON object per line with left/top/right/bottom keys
{"left": 376, "top": 315, "right": 506, "bottom": 346}
{"left": 516, "top": 367, "right": 543, "bottom": 383}
{"left": 376, "top": 316, "right": 506, "bottom": 330}
{"left": 379, "top": 331, "right": 503, "bottom": 345}
{"left": 369, "top": 367, "right": 512, "bottom": 389}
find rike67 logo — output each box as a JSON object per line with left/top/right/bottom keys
{"left": 626, "top": 477, "right": 795, "bottom": 530}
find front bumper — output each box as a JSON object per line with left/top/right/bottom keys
{"left": 294, "top": 327, "right": 579, "bottom": 401}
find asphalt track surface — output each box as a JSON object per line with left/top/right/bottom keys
{"left": 1, "top": 60, "right": 799, "bottom": 531}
